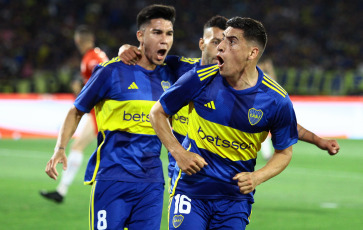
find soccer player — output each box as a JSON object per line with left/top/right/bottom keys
{"left": 119, "top": 16, "right": 340, "bottom": 174}
{"left": 45, "top": 4, "right": 176, "bottom": 230}
{"left": 40, "top": 26, "right": 109, "bottom": 203}
{"left": 150, "top": 17, "right": 297, "bottom": 229}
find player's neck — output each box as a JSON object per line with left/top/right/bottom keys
{"left": 137, "top": 55, "right": 157, "bottom": 71}
{"left": 225, "top": 66, "right": 259, "bottom": 91}
{"left": 80, "top": 43, "right": 94, "bottom": 55}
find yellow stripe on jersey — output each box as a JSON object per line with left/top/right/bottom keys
{"left": 197, "top": 65, "right": 219, "bottom": 81}
{"left": 262, "top": 80, "right": 286, "bottom": 98}
{"left": 84, "top": 132, "right": 105, "bottom": 185}
{"left": 172, "top": 104, "right": 189, "bottom": 137}
{"left": 100, "top": 57, "right": 121, "bottom": 67}
{"left": 263, "top": 74, "right": 287, "bottom": 95}
{"left": 188, "top": 108, "right": 268, "bottom": 161}
{"left": 94, "top": 99, "right": 156, "bottom": 135}
{"left": 170, "top": 143, "right": 191, "bottom": 198}
{"left": 180, "top": 56, "right": 200, "bottom": 64}
{"left": 196, "top": 64, "right": 219, "bottom": 73}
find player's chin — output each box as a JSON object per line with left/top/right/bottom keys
{"left": 154, "top": 57, "right": 167, "bottom": 65}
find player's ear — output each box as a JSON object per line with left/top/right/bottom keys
{"left": 199, "top": 38, "right": 205, "bottom": 51}
{"left": 248, "top": 46, "right": 259, "bottom": 60}
{"left": 137, "top": 30, "right": 144, "bottom": 43}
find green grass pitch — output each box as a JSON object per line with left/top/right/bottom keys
{"left": 0, "top": 138, "right": 362, "bottom": 229}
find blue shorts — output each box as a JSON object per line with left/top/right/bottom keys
{"left": 169, "top": 193, "right": 252, "bottom": 230}
{"left": 89, "top": 180, "right": 164, "bottom": 230}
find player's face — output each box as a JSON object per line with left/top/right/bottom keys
{"left": 137, "top": 18, "right": 174, "bottom": 68}
{"left": 199, "top": 27, "right": 224, "bottom": 65}
{"left": 74, "top": 33, "right": 82, "bottom": 51}
{"left": 216, "top": 27, "right": 256, "bottom": 78}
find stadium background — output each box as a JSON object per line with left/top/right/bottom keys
{"left": 0, "top": 0, "right": 362, "bottom": 229}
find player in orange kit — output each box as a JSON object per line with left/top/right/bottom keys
{"left": 40, "top": 25, "right": 108, "bottom": 203}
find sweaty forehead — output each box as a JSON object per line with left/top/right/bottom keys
{"left": 203, "top": 27, "right": 224, "bottom": 39}
{"left": 143, "top": 18, "right": 173, "bottom": 31}
{"left": 223, "top": 27, "right": 244, "bottom": 39}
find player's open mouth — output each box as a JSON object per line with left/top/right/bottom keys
{"left": 217, "top": 55, "right": 224, "bottom": 68}
{"left": 157, "top": 49, "right": 167, "bottom": 60}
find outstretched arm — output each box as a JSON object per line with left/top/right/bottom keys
{"left": 45, "top": 106, "right": 85, "bottom": 180}
{"left": 234, "top": 146, "right": 292, "bottom": 194}
{"left": 150, "top": 101, "right": 207, "bottom": 175}
{"left": 297, "top": 123, "right": 340, "bottom": 155}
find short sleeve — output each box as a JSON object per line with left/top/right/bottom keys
{"left": 74, "top": 65, "right": 112, "bottom": 113}
{"left": 270, "top": 98, "right": 298, "bottom": 150}
{"left": 159, "top": 67, "right": 203, "bottom": 116}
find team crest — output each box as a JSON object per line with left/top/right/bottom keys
{"left": 161, "top": 81, "right": 171, "bottom": 91}
{"left": 172, "top": 215, "right": 184, "bottom": 228}
{"left": 248, "top": 108, "right": 263, "bottom": 125}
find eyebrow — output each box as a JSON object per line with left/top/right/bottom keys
{"left": 151, "top": 28, "right": 174, "bottom": 33}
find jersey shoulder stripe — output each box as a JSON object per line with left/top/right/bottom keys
{"left": 180, "top": 56, "right": 200, "bottom": 64}
{"left": 197, "top": 65, "right": 219, "bottom": 81}
{"left": 100, "top": 57, "right": 121, "bottom": 67}
{"left": 262, "top": 75, "right": 287, "bottom": 98}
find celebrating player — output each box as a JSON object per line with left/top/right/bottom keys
{"left": 45, "top": 4, "right": 177, "bottom": 230}
{"left": 118, "top": 16, "right": 340, "bottom": 179}
{"left": 40, "top": 25, "right": 108, "bottom": 203}
{"left": 150, "top": 17, "right": 297, "bottom": 229}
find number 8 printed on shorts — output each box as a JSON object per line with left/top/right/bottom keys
{"left": 97, "top": 210, "right": 107, "bottom": 230}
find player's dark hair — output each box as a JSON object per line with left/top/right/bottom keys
{"left": 226, "top": 17, "right": 267, "bottom": 52}
{"left": 75, "top": 25, "right": 94, "bottom": 36}
{"left": 137, "top": 4, "right": 176, "bottom": 30}
{"left": 204, "top": 15, "right": 228, "bottom": 30}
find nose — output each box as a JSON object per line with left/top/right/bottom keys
{"left": 217, "top": 39, "right": 225, "bottom": 52}
{"left": 160, "top": 33, "right": 171, "bottom": 45}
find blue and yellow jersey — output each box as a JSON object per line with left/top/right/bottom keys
{"left": 159, "top": 64, "right": 298, "bottom": 201}
{"left": 164, "top": 56, "right": 201, "bottom": 177}
{"left": 74, "top": 57, "right": 177, "bottom": 185}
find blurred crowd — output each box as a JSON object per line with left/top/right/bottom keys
{"left": 0, "top": 0, "right": 362, "bottom": 93}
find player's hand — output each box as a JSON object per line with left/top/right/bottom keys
{"left": 175, "top": 150, "right": 208, "bottom": 176}
{"left": 45, "top": 149, "right": 68, "bottom": 180}
{"left": 233, "top": 172, "right": 257, "bottom": 194}
{"left": 118, "top": 44, "right": 142, "bottom": 65}
{"left": 317, "top": 139, "right": 340, "bottom": 155}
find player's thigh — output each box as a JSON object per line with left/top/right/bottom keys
{"left": 127, "top": 182, "right": 164, "bottom": 230}
{"left": 90, "top": 180, "right": 133, "bottom": 230}
{"left": 72, "top": 114, "right": 96, "bottom": 150}
{"left": 209, "top": 200, "right": 252, "bottom": 230}
{"left": 169, "top": 194, "right": 210, "bottom": 230}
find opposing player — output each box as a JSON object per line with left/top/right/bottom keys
{"left": 40, "top": 25, "right": 109, "bottom": 203}
{"left": 44, "top": 4, "right": 176, "bottom": 229}
{"left": 150, "top": 17, "right": 297, "bottom": 229}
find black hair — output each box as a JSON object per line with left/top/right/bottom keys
{"left": 75, "top": 25, "right": 93, "bottom": 36}
{"left": 204, "top": 15, "right": 228, "bottom": 31}
{"left": 226, "top": 17, "right": 267, "bottom": 51}
{"left": 137, "top": 4, "right": 176, "bottom": 29}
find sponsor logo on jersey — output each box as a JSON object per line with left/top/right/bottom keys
{"left": 204, "top": 101, "right": 215, "bottom": 109}
{"left": 123, "top": 111, "right": 150, "bottom": 122}
{"left": 172, "top": 215, "right": 184, "bottom": 228}
{"left": 248, "top": 108, "right": 263, "bottom": 125}
{"left": 161, "top": 81, "right": 171, "bottom": 91}
{"left": 128, "top": 82, "right": 138, "bottom": 89}
{"left": 198, "top": 126, "right": 253, "bottom": 150}
{"left": 173, "top": 113, "right": 189, "bottom": 124}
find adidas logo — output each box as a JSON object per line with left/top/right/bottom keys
{"left": 128, "top": 82, "right": 138, "bottom": 89}
{"left": 204, "top": 101, "right": 215, "bottom": 109}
